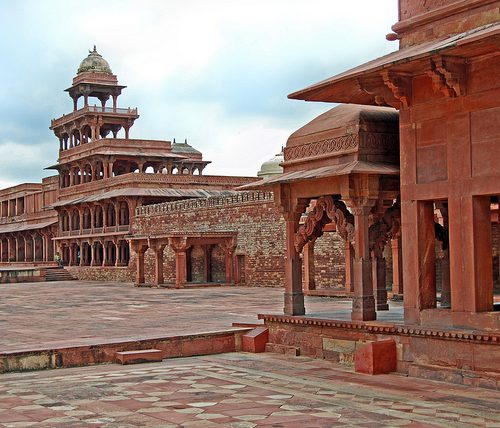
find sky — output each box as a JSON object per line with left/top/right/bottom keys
{"left": 0, "top": 0, "right": 398, "bottom": 188}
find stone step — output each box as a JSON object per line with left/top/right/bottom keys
{"left": 242, "top": 327, "right": 269, "bottom": 353}
{"left": 115, "top": 349, "right": 163, "bottom": 365}
{"left": 44, "top": 268, "right": 75, "bottom": 281}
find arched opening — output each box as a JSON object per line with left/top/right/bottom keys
{"left": 71, "top": 210, "right": 80, "bottom": 231}
{"left": 82, "top": 207, "right": 92, "bottom": 231}
{"left": 34, "top": 234, "right": 44, "bottom": 262}
{"left": 118, "top": 201, "right": 130, "bottom": 226}
{"left": 94, "top": 205, "right": 104, "bottom": 229}
{"left": 105, "top": 203, "right": 116, "bottom": 227}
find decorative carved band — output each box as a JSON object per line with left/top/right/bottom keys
{"left": 283, "top": 134, "right": 358, "bottom": 162}
{"left": 295, "top": 196, "right": 354, "bottom": 253}
{"left": 369, "top": 199, "right": 401, "bottom": 257}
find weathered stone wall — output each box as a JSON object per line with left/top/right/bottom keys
{"left": 67, "top": 266, "right": 133, "bottom": 282}
{"left": 312, "top": 232, "right": 345, "bottom": 289}
{"left": 131, "top": 192, "right": 349, "bottom": 288}
{"left": 132, "top": 194, "right": 287, "bottom": 287}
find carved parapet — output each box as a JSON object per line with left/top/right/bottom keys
{"left": 294, "top": 196, "right": 354, "bottom": 253}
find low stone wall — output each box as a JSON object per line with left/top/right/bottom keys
{"left": 0, "top": 268, "right": 45, "bottom": 283}
{"left": 262, "top": 314, "right": 500, "bottom": 390}
{"left": 67, "top": 266, "right": 133, "bottom": 283}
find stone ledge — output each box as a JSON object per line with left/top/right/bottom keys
{"left": 258, "top": 314, "right": 500, "bottom": 344}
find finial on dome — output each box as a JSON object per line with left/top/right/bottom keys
{"left": 184, "top": 138, "right": 188, "bottom": 144}
{"left": 173, "top": 138, "right": 176, "bottom": 143}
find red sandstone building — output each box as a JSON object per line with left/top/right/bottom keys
{"left": 0, "top": 47, "right": 255, "bottom": 281}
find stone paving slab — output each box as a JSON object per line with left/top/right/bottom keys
{"left": 0, "top": 352, "right": 499, "bottom": 427}
{"left": 0, "top": 281, "right": 403, "bottom": 353}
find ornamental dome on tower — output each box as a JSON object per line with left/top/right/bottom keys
{"left": 257, "top": 149, "right": 284, "bottom": 178}
{"left": 77, "top": 45, "right": 113, "bottom": 75}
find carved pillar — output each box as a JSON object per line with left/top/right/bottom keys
{"left": 169, "top": 237, "right": 189, "bottom": 288}
{"left": 132, "top": 242, "right": 147, "bottom": 285}
{"left": 371, "top": 251, "right": 388, "bottom": 310}
{"left": 69, "top": 244, "right": 74, "bottom": 266}
{"left": 391, "top": 237, "right": 403, "bottom": 298}
{"left": 279, "top": 186, "right": 308, "bottom": 316}
{"left": 347, "top": 200, "right": 377, "bottom": 322}
{"left": 303, "top": 242, "right": 315, "bottom": 291}
{"left": 344, "top": 241, "right": 354, "bottom": 293}
{"left": 151, "top": 241, "right": 166, "bottom": 286}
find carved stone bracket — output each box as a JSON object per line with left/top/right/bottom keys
{"left": 426, "top": 56, "right": 466, "bottom": 98}
{"left": 369, "top": 198, "right": 401, "bottom": 257}
{"left": 358, "top": 72, "right": 411, "bottom": 109}
{"left": 295, "top": 196, "right": 355, "bottom": 252}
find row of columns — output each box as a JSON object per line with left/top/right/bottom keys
{"left": 302, "top": 237, "right": 404, "bottom": 303}
{"left": 59, "top": 200, "right": 132, "bottom": 233}
{"left": 132, "top": 237, "right": 236, "bottom": 287}
{"left": 0, "top": 232, "right": 53, "bottom": 263}
{"left": 60, "top": 239, "right": 129, "bottom": 267}
{"left": 59, "top": 122, "right": 130, "bottom": 151}
{"left": 0, "top": 198, "right": 25, "bottom": 218}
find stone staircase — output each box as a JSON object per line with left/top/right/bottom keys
{"left": 44, "top": 267, "right": 75, "bottom": 282}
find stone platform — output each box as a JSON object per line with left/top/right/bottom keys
{"left": 0, "top": 281, "right": 404, "bottom": 355}
{"left": 1, "top": 352, "right": 499, "bottom": 427}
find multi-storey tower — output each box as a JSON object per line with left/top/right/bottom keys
{"left": 46, "top": 47, "right": 254, "bottom": 274}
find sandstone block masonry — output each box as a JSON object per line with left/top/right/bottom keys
{"left": 131, "top": 191, "right": 346, "bottom": 288}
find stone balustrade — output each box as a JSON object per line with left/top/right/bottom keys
{"left": 136, "top": 191, "right": 274, "bottom": 216}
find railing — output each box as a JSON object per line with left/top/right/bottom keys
{"left": 58, "top": 225, "right": 130, "bottom": 237}
{"left": 58, "top": 172, "right": 258, "bottom": 199}
{"left": 51, "top": 106, "right": 139, "bottom": 127}
{"left": 136, "top": 191, "right": 274, "bottom": 216}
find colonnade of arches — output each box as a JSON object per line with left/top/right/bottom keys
{"left": 0, "top": 231, "right": 54, "bottom": 263}
{"left": 60, "top": 158, "right": 207, "bottom": 188}
{"left": 59, "top": 201, "right": 130, "bottom": 235}
{"left": 60, "top": 239, "right": 130, "bottom": 267}
{"left": 57, "top": 119, "right": 133, "bottom": 151}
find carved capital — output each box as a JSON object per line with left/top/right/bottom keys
{"left": 426, "top": 56, "right": 466, "bottom": 98}
{"left": 169, "top": 236, "right": 189, "bottom": 252}
{"left": 294, "top": 196, "right": 355, "bottom": 252}
{"left": 368, "top": 199, "right": 401, "bottom": 256}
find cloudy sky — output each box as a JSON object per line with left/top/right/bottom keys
{"left": 0, "top": 0, "right": 398, "bottom": 188}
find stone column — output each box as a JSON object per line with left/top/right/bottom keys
{"left": 403, "top": 200, "right": 437, "bottom": 324}
{"left": 90, "top": 242, "right": 95, "bottom": 266}
{"left": 152, "top": 241, "right": 166, "bottom": 286}
{"left": 449, "top": 195, "right": 493, "bottom": 313}
{"left": 102, "top": 241, "right": 107, "bottom": 267}
{"left": 170, "top": 237, "right": 189, "bottom": 288}
{"left": 132, "top": 242, "right": 147, "bottom": 285}
{"left": 344, "top": 241, "right": 354, "bottom": 293}
{"left": 371, "top": 251, "right": 388, "bottom": 310}
{"left": 303, "top": 242, "right": 315, "bottom": 291}
{"left": 280, "top": 194, "right": 309, "bottom": 316}
{"left": 391, "top": 237, "right": 403, "bottom": 298}
{"left": 349, "top": 203, "right": 377, "bottom": 321}
{"left": 115, "top": 241, "right": 120, "bottom": 267}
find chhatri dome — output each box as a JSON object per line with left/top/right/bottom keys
{"left": 257, "top": 149, "right": 284, "bottom": 178}
{"left": 77, "top": 45, "right": 113, "bottom": 75}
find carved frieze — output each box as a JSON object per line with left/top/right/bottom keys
{"left": 283, "top": 134, "right": 358, "bottom": 163}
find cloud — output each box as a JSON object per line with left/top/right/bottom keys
{"left": 0, "top": 0, "right": 398, "bottom": 183}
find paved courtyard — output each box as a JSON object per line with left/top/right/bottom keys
{"left": 1, "top": 352, "right": 499, "bottom": 427}
{"left": 0, "top": 281, "right": 403, "bottom": 353}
